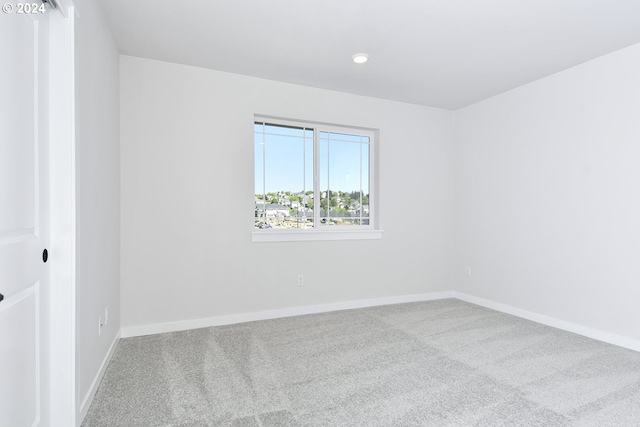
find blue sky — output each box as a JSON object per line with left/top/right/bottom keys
{"left": 254, "top": 124, "right": 369, "bottom": 195}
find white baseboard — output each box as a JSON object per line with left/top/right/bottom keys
{"left": 120, "top": 291, "right": 455, "bottom": 338}
{"left": 454, "top": 291, "right": 640, "bottom": 352}
{"left": 77, "top": 330, "right": 121, "bottom": 426}
{"left": 120, "top": 289, "right": 640, "bottom": 352}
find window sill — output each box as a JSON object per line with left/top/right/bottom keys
{"left": 251, "top": 229, "right": 383, "bottom": 243}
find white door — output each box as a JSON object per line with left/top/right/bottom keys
{"left": 0, "top": 4, "right": 50, "bottom": 427}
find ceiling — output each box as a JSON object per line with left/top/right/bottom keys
{"left": 101, "top": 0, "right": 640, "bottom": 110}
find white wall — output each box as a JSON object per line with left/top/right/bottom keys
{"left": 455, "top": 43, "right": 640, "bottom": 342}
{"left": 120, "top": 56, "right": 455, "bottom": 331}
{"left": 74, "top": 0, "right": 120, "bottom": 420}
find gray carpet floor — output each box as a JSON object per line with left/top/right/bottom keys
{"left": 82, "top": 299, "right": 640, "bottom": 426}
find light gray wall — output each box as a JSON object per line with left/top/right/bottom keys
{"left": 74, "top": 0, "right": 120, "bottom": 417}
{"left": 120, "top": 56, "right": 455, "bottom": 330}
{"left": 455, "top": 43, "right": 640, "bottom": 341}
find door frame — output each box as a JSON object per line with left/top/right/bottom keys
{"left": 48, "top": 1, "right": 76, "bottom": 426}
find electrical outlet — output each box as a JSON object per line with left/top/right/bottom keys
{"left": 98, "top": 315, "right": 103, "bottom": 336}
{"left": 297, "top": 274, "right": 304, "bottom": 286}
{"left": 466, "top": 267, "right": 471, "bottom": 278}
{"left": 105, "top": 306, "right": 109, "bottom": 326}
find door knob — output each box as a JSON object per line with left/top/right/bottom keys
{"left": 43, "top": 249, "right": 48, "bottom": 263}
{"left": 0, "top": 293, "right": 3, "bottom": 303}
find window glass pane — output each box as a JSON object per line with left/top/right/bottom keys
{"left": 321, "top": 131, "right": 363, "bottom": 143}
{"left": 304, "top": 137, "right": 314, "bottom": 217}
{"left": 264, "top": 123, "right": 305, "bottom": 138}
{"left": 319, "top": 137, "right": 329, "bottom": 223}
{"left": 361, "top": 141, "right": 370, "bottom": 225}
{"left": 254, "top": 129, "right": 266, "bottom": 219}
{"left": 319, "top": 132, "right": 370, "bottom": 227}
{"left": 255, "top": 123, "right": 313, "bottom": 229}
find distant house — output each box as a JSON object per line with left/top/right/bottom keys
{"left": 294, "top": 193, "right": 313, "bottom": 208}
{"left": 255, "top": 203, "right": 290, "bottom": 218}
{"left": 347, "top": 202, "right": 370, "bottom": 216}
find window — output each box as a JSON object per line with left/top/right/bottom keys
{"left": 253, "top": 117, "right": 381, "bottom": 242}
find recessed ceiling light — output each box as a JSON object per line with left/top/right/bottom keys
{"left": 351, "top": 53, "right": 369, "bottom": 64}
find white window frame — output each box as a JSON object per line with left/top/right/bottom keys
{"left": 252, "top": 115, "right": 383, "bottom": 242}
